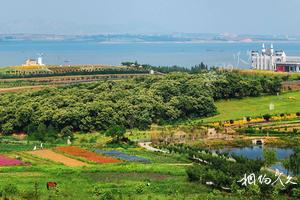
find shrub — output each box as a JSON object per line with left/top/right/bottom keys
{"left": 203, "top": 169, "right": 231, "bottom": 187}
{"left": 292, "top": 188, "right": 300, "bottom": 198}
{"left": 105, "top": 125, "right": 126, "bottom": 142}
{"left": 263, "top": 114, "right": 272, "bottom": 121}
{"left": 186, "top": 165, "right": 204, "bottom": 182}
{"left": 135, "top": 184, "right": 145, "bottom": 194}
{"left": 89, "top": 137, "right": 97, "bottom": 143}
{"left": 2, "top": 183, "right": 18, "bottom": 199}
{"left": 263, "top": 148, "right": 277, "bottom": 167}
{"left": 91, "top": 185, "right": 102, "bottom": 198}
{"left": 244, "top": 127, "right": 256, "bottom": 134}
{"left": 245, "top": 184, "right": 260, "bottom": 198}
{"left": 80, "top": 138, "right": 88, "bottom": 144}
{"left": 101, "top": 191, "right": 115, "bottom": 200}
{"left": 293, "top": 129, "right": 298, "bottom": 134}
{"left": 22, "top": 191, "right": 40, "bottom": 200}
{"left": 21, "top": 182, "right": 40, "bottom": 200}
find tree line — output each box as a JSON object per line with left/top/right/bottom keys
{"left": 1, "top": 68, "right": 149, "bottom": 79}
{"left": 121, "top": 61, "right": 209, "bottom": 74}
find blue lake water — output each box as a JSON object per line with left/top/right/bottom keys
{"left": 218, "top": 146, "right": 294, "bottom": 160}
{"left": 2, "top": 41, "right": 300, "bottom": 67}
{"left": 216, "top": 146, "right": 294, "bottom": 175}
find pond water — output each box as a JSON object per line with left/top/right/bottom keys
{"left": 214, "top": 146, "right": 294, "bottom": 175}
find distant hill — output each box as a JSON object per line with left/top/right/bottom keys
{"left": 0, "top": 33, "right": 298, "bottom": 43}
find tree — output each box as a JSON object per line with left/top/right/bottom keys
{"left": 105, "top": 125, "right": 126, "bottom": 142}
{"left": 2, "top": 121, "right": 14, "bottom": 135}
{"left": 61, "top": 125, "right": 73, "bottom": 138}
{"left": 263, "top": 148, "right": 277, "bottom": 167}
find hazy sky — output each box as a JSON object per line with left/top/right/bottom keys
{"left": 1, "top": 0, "right": 300, "bottom": 35}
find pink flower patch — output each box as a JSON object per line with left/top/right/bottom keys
{"left": 0, "top": 155, "right": 22, "bottom": 166}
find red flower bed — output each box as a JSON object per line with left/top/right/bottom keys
{"left": 0, "top": 155, "right": 22, "bottom": 166}
{"left": 56, "top": 146, "right": 121, "bottom": 164}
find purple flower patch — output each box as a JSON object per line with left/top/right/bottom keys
{"left": 95, "top": 150, "right": 150, "bottom": 163}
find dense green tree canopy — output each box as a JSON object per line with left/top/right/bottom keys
{"left": 0, "top": 71, "right": 281, "bottom": 138}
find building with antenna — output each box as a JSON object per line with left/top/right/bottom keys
{"left": 23, "top": 54, "right": 45, "bottom": 66}
{"left": 251, "top": 44, "right": 300, "bottom": 72}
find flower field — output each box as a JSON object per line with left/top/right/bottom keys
{"left": 95, "top": 150, "right": 150, "bottom": 163}
{"left": 28, "top": 149, "right": 88, "bottom": 167}
{"left": 0, "top": 155, "right": 22, "bottom": 166}
{"left": 212, "top": 113, "right": 300, "bottom": 128}
{"left": 56, "top": 146, "right": 121, "bottom": 164}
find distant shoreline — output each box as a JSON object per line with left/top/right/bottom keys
{"left": 2, "top": 40, "right": 300, "bottom": 44}
{"left": 0, "top": 33, "right": 299, "bottom": 44}
{"left": 96, "top": 40, "right": 300, "bottom": 45}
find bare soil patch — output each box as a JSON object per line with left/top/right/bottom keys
{"left": 28, "top": 149, "right": 88, "bottom": 167}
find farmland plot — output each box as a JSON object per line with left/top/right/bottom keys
{"left": 28, "top": 149, "right": 88, "bottom": 167}
{"left": 0, "top": 155, "right": 22, "bottom": 166}
{"left": 95, "top": 149, "right": 150, "bottom": 163}
{"left": 56, "top": 146, "right": 121, "bottom": 164}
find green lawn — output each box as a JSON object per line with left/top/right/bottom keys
{"left": 202, "top": 90, "right": 300, "bottom": 122}
{"left": 0, "top": 165, "right": 237, "bottom": 200}
{"left": 0, "top": 148, "right": 240, "bottom": 200}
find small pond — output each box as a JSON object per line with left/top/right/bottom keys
{"left": 213, "top": 146, "right": 294, "bottom": 175}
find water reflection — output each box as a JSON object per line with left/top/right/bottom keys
{"left": 214, "top": 146, "right": 294, "bottom": 175}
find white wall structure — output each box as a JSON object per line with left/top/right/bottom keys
{"left": 251, "top": 44, "right": 300, "bottom": 72}
{"left": 37, "top": 57, "right": 43, "bottom": 65}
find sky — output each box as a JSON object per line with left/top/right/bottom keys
{"left": 1, "top": 0, "right": 300, "bottom": 35}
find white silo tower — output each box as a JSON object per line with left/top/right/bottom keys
{"left": 37, "top": 53, "right": 44, "bottom": 65}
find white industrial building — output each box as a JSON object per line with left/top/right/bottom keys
{"left": 251, "top": 44, "right": 300, "bottom": 72}
{"left": 23, "top": 55, "right": 44, "bottom": 66}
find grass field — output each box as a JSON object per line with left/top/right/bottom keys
{"left": 0, "top": 143, "right": 241, "bottom": 200}
{"left": 202, "top": 90, "right": 300, "bottom": 122}
{"left": 0, "top": 164, "right": 226, "bottom": 200}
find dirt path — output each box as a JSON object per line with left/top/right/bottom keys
{"left": 163, "top": 163, "right": 193, "bottom": 166}
{"left": 8, "top": 152, "right": 54, "bottom": 165}
{"left": 138, "top": 142, "right": 168, "bottom": 153}
{"left": 28, "top": 149, "right": 88, "bottom": 167}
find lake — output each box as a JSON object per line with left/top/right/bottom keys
{"left": 215, "top": 146, "right": 294, "bottom": 175}
{"left": 2, "top": 41, "right": 300, "bottom": 67}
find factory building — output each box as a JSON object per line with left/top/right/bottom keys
{"left": 251, "top": 44, "right": 300, "bottom": 72}
{"left": 23, "top": 55, "right": 44, "bottom": 66}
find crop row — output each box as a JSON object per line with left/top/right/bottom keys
{"left": 95, "top": 150, "right": 150, "bottom": 163}
{"left": 0, "top": 155, "right": 22, "bottom": 166}
{"left": 56, "top": 146, "right": 121, "bottom": 164}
